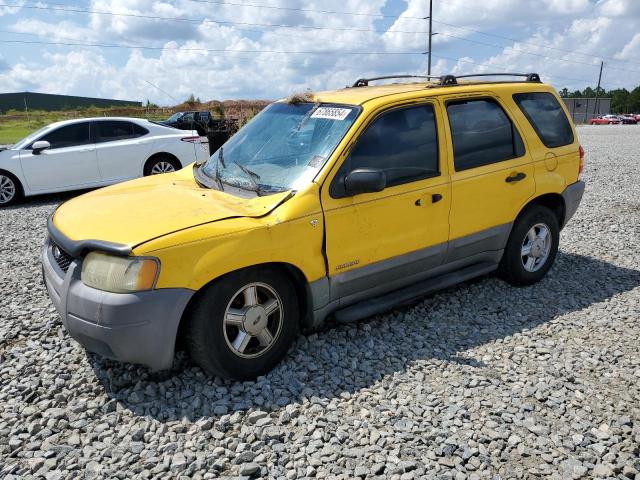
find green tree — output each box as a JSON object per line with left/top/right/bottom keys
{"left": 610, "top": 88, "right": 630, "bottom": 113}
{"left": 627, "top": 86, "right": 640, "bottom": 113}
{"left": 559, "top": 87, "right": 569, "bottom": 98}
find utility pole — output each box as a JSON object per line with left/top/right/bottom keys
{"left": 593, "top": 61, "right": 604, "bottom": 116}
{"left": 427, "top": 0, "right": 433, "bottom": 76}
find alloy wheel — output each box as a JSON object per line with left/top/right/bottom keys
{"left": 150, "top": 161, "right": 176, "bottom": 174}
{"left": 0, "top": 175, "right": 16, "bottom": 205}
{"left": 521, "top": 223, "right": 552, "bottom": 272}
{"left": 223, "top": 282, "right": 283, "bottom": 359}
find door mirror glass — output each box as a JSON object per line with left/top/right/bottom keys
{"left": 31, "top": 140, "right": 51, "bottom": 154}
{"left": 344, "top": 168, "right": 386, "bottom": 196}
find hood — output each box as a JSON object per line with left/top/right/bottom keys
{"left": 53, "top": 171, "right": 291, "bottom": 248}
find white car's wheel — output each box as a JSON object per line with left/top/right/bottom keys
{"left": 0, "top": 173, "right": 20, "bottom": 206}
{"left": 144, "top": 155, "right": 181, "bottom": 176}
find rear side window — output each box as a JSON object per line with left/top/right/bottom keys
{"left": 96, "top": 121, "right": 147, "bottom": 142}
{"left": 447, "top": 99, "right": 525, "bottom": 171}
{"left": 513, "top": 92, "right": 574, "bottom": 148}
{"left": 331, "top": 104, "right": 439, "bottom": 196}
{"left": 38, "top": 123, "right": 92, "bottom": 149}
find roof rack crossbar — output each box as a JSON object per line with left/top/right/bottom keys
{"left": 351, "top": 75, "right": 440, "bottom": 88}
{"left": 439, "top": 72, "right": 541, "bottom": 85}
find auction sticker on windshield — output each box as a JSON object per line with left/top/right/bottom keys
{"left": 311, "top": 107, "right": 352, "bottom": 121}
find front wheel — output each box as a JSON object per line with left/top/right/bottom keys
{"left": 499, "top": 205, "right": 559, "bottom": 286}
{"left": 185, "top": 267, "right": 299, "bottom": 380}
{"left": 0, "top": 173, "right": 21, "bottom": 207}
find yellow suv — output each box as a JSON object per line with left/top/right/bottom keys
{"left": 42, "top": 73, "right": 585, "bottom": 380}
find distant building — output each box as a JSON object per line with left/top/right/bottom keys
{"left": 562, "top": 97, "right": 612, "bottom": 124}
{"left": 0, "top": 92, "right": 141, "bottom": 112}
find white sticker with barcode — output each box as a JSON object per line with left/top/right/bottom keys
{"left": 311, "top": 107, "right": 352, "bottom": 120}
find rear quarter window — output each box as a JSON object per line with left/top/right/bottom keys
{"left": 513, "top": 92, "right": 574, "bottom": 148}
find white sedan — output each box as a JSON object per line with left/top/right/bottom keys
{"left": 0, "top": 117, "right": 209, "bottom": 206}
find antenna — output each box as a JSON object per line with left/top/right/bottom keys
{"left": 143, "top": 79, "right": 180, "bottom": 105}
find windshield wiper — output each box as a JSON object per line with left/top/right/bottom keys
{"left": 233, "top": 161, "right": 264, "bottom": 196}
{"left": 214, "top": 147, "right": 225, "bottom": 192}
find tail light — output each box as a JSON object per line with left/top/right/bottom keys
{"left": 578, "top": 145, "right": 585, "bottom": 177}
{"left": 181, "top": 136, "right": 201, "bottom": 143}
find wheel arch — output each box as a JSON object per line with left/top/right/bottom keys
{"left": 518, "top": 193, "right": 566, "bottom": 229}
{"left": 143, "top": 152, "right": 182, "bottom": 175}
{"left": 0, "top": 168, "right": 24, "bottom": 196}
{"left": 174, "top": 261, "right": 312, "bottom": 351}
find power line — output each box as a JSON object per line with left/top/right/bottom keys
{"left": 431, "top": 53, "right": 595, "bottom": 84}
{"left": 432, "top": 18, "right": 640, "bottom": 67}
{"left": 432, "top": 30, "right": 640, "bottom": 74}
{"left": 177, "top": 0, "right": 427, "bottom": 20}
{"left": 0, "top": 38, "right": 424, "bottom": 55}
{"left": 4, "top": 2, "right": 638, "bottom": 77}
{"left": 0, "top": 3, "right": 432, "bottom": 35}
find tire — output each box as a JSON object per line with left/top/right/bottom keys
{"left": 0, "top": 172, "right": 22, "bottom": 207}
{"left": 144, "top": 155, "right": 181, "bottom": 176}
{"left": 498, "top": 205, "right": 559, "bottom": 286}
{"left": 185, "top": 267, "right": 299, "bottom": 380}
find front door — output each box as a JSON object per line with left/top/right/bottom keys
{"left": 442, "top": 95, "right": 535, "bottom": 262}
{"left": 19, "top": 121, "right": 100, "bottom": 192}
{"left": 321, "top": 101, "right": 451, "bottom": 302}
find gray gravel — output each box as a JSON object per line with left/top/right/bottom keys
{"left": 1, "top": 125, "right": 640, "bottom": 479}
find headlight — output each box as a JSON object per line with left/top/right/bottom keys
{"left": 81, "top": 252, "right": 159, "bottom": 293}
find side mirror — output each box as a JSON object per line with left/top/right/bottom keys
{"left": 344, "top": 168, "right": 386, "bottom": 196}
{"left": 31, "top": 141, "right": 51, "bottom": 154}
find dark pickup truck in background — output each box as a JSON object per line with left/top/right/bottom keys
{"left": 158, "top": 111, "right": 240, "bottom": 154}
{"left": 158, "top": 111, "right": 212, "bottom": 135}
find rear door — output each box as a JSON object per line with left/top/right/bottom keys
{"left": 19, "top": 121, "right": 100, "bottom": 192}
{"left": 94, "top": 120, "right": 152, "bottom": 182}
{"left": 321, "top": 101, "right": 451, "bottom": 301}
{"left": 512, "top": 91, "right": 580, "bottom": 186}
{"left": 443, "top": 94, "right": 535, "bottom": 262}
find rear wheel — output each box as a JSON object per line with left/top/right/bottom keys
{"left": 185, "top": 267, "right": 299, "bottom": 380}
{"left": 0, "top": 173, "right": 21, "bottom": 207}
{"left": 499, "top": 205, "right": 559, "bottom": 286}
{"left": 144, "top": 155, "right": 181, "bottom": 176}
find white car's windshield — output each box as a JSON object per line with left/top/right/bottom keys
{"left": 199, "top": 102, "right": 360, "bottom": 194}
{"left": 12, "top": 125, "right": 52, "bottom": 149}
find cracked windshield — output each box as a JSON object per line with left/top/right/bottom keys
{"left": 200, "top": 102, "right": 359, "bottom": 195}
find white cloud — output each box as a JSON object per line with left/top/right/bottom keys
{"left": 0, "top": 0, "right": 639, "bottom": 101}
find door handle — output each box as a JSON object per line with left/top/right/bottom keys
{"left": 505, "top": 172, "right": 526, "bottom": 183}
{"left": 415, "top": 194, "right": 442, "bottom": 206}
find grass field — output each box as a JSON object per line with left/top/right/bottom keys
{"left": 0, "top": 124, "right": 32, "bottom": 144}
{"left": 0, "top": 100, "right": 269, "bottom": 145}
{"left": 0, "top": 110, "right": 166, "bottom": 145}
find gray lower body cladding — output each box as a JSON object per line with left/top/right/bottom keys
{"left": 307, "top": 223, "right": 511, "bottom": 329}
{"left": 561, "top": 180, "right": 585, "bottom": 228}
{"left": 42, "top": 240, "right": 194, "bottom": 371}
{"left": 307, "top": 180, "right": 585, "bottom": 327}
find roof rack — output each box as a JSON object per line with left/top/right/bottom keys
{"left": 351, "top": 75, "right": 440, "bottom": 88}
{"left": 439, "top": 73, "right": 541, "bottom": 85}
{"left": 350, "top": 72, "right": 541, "bottom": 88}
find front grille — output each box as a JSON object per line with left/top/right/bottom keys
{"left": 51, "top": 241, "right": 74, "bottom": 273}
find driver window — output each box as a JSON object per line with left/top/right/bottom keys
{"left": 37, "top": 123, "right": 92, "bottom": 150}
{"left": 331, "top": 104, "right": 439, "bottom": 196}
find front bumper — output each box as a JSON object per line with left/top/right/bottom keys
{"left": 561, "top": 180, "right": 586, "bottom": 228}
{"left": 42, "top": 240, "right": 194, "bottom": 371}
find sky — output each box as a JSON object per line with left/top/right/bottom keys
{"left": 0, "top": 0, "right": 639, "bottom": 104}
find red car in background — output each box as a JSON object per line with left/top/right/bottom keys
{"left": 589, "top": 115, "right": 621, "bottom": 125}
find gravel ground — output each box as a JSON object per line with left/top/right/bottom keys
{"left": 1, "top": 125, "right": 639, "bottom": 479}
